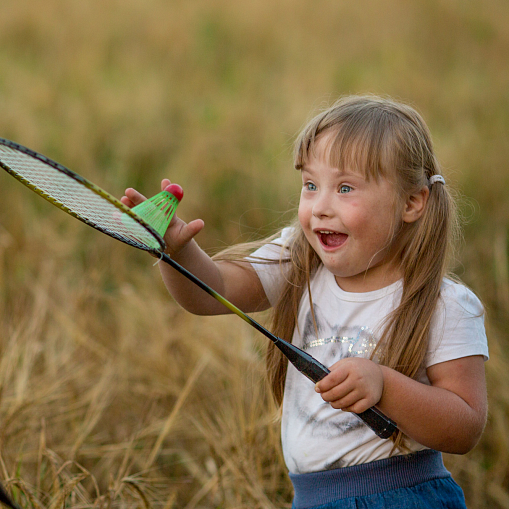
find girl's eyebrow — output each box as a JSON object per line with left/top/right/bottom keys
{"left": 298, "top": 165, "right": 314, "bottom": 177}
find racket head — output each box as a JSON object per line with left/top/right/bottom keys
{"left": 0, "top": 138, "right": 166, "bottom": 253}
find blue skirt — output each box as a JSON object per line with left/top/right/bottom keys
{"left": 289, "top": 450, "right": 466, "bottom": 509}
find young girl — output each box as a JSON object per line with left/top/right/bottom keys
{"left": 122, "top": 95, "right": 488, "bottom": 508}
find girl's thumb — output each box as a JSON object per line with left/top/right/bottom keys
{"left": 180, "top": 219, "right": 205, "bottom": 244}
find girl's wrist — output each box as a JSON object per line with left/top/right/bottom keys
{"left": 377, "top": 365, "right": 393, "bottom": 407}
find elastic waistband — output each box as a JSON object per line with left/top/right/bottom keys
{"left": 290, "top": 450, "right": 450, "bottom": 509}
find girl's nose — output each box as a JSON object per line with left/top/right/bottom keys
{"left": 312, "top": 192, "right": 335, "bottom": 218}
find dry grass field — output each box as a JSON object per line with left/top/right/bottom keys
{"left": 0, "top": 0, "right": 508, "bottom": 507}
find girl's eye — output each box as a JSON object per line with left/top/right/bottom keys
{"left": 305, "top": 182, "right": 317, "bottom": 191}
{"left": 339, "top": 185, "right": 352, "bottom": 194}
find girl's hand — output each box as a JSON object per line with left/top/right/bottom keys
{"left": 121, "top": 179, "right": 204, "bottom": 257}
{"left": 315, "top": 357, "right": 384, "bottom": 413}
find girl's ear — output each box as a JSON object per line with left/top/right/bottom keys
{"left": 402, "top": 186, "right": 429, "bottom": 223}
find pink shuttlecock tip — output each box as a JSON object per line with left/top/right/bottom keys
{"left": 164, "top": 184, "right": 183, "bottom": 202}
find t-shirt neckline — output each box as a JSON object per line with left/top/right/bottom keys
{"left": 323, "top": 267, "right": 403, "bottom": 302}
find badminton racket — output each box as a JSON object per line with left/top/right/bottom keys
{"left": 0, "top": 138, "right": 397, "bottom": 439}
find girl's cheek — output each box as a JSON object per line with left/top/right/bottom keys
{"left": 297, "top": 203, "right": 309, "bottom": 225}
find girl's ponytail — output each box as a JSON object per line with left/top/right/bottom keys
{"left": 372, "top": 118, "right": 460, "bottom": 449}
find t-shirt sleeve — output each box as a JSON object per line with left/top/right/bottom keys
{"left": 426, "top": 281, "right": 489, "bottom": 367}
{"left": 247, "top": 227, "right": 293, "bottom": 307}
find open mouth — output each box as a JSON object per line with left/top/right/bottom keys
{"left": 316, "top": 230, "right": 348, "bottom": 248}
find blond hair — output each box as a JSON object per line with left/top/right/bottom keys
{"left": 218, "top": 95, "right": 460, "bottom": 447}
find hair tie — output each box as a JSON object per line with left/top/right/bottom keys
{"left": 429, "top": 175, "right": 445, "bottom": 186}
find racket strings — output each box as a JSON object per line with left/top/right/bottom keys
{"left": 0, "top": 144, "right": 163, "bottom": 252}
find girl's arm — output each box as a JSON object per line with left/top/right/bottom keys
{"left": 121, "top": 181, "right": 271, "bottom": 315}
{"left": 315, "top": 355, "right": 487, "bottom": 454}
{"left": 378, "top": 356, "right": 487, "bottom": 453}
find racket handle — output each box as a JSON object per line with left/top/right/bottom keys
{"left": 273, "top": 337, "right": 398, "bottom": 439}
{"left": 355, "top": 407, "right": 398, "bottom": 440}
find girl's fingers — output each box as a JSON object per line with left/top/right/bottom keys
{"left": 185, "top": 219, "right": 205, "bottom": 236}
{"left": 318, "top": 380, "right": 355, "bottom": 404}
{"left": 315, "top": 367, "right": 348, "bottom": 393}
{"left": 163, "top": 218, "right": 204, "bottom": 255}
{"left": 319, "top": 384, "right": 375, "bottom": 413}
{"left": 160, "top": 178, "right": 171, "bottom": 191}
{"left": 122, "top": 188, "right": 147, "bottom": 207}
{"left": 329, "top": 391, "right": 365, "bottom": 411}
{"left": 177, "top": 219, "right": 205, "bottom": 245}
{"left": 120, "top": 196, "right": 135, "bottom": 208}
{"left": 122, "top": 180, "right": 176, "bottom": 207}
{"left": 340, "top": 398, "right": 373, "bottom": 414}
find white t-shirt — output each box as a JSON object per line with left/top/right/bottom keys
{"left": 250, "top": 229, "right": 489, "bottom": 474}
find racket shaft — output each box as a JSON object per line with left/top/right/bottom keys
{"left": 159, "top": 253, "right": 397, "bottom": 439}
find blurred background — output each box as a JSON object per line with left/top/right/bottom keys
{"left": 0, "top": 0, "right": 508, "bottom": 507}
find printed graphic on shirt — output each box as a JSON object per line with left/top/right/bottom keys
{"left": 300, "top": 305, "right": 378, "bottom": 360}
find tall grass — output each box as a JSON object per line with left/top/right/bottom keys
{"left": 0, "top": 0, "right": 508, "bottom": 506}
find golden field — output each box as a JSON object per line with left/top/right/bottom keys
{"left": 0, "top": 0, "right": 508, "bottom": 507}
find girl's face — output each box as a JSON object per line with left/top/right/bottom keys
{"left": 298, "top": 136, "right": 405, "bottom": 293}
